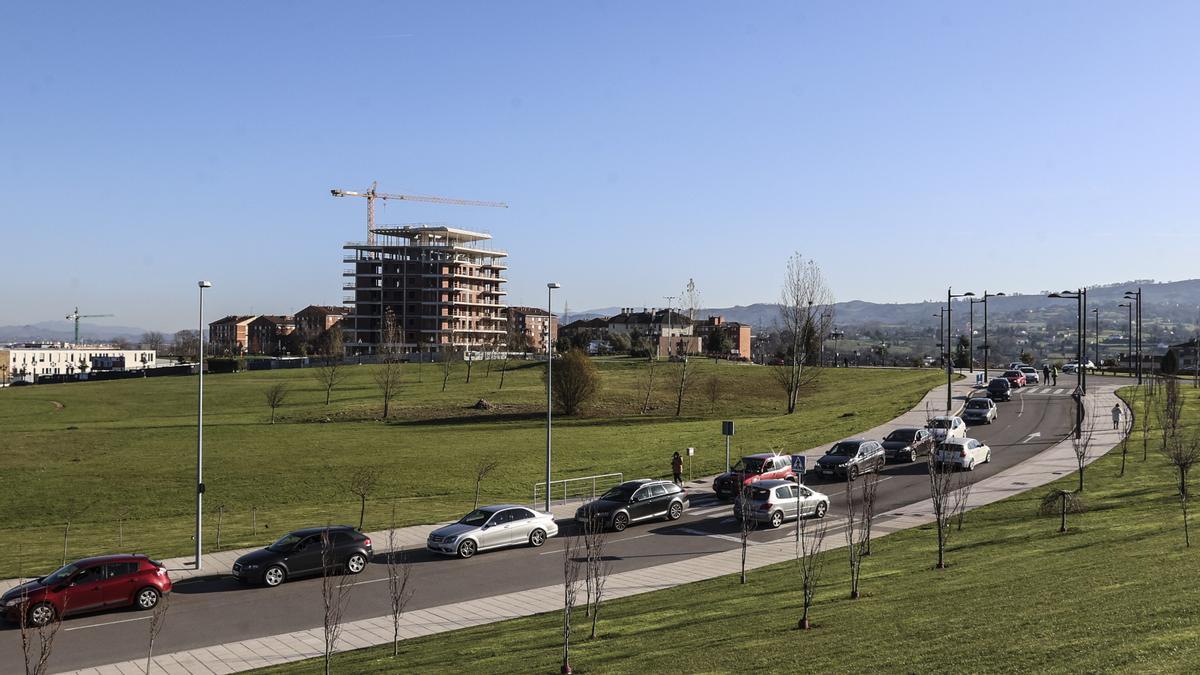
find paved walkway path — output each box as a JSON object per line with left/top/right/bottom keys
{"left": 65, "top": 374, "right": 1131, "bottom": 675}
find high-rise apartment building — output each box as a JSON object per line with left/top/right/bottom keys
{"left": 342, "top": 225, "right": 507, "bottom": 355}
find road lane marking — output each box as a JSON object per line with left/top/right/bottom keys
{"left": 678, "top": 527, "right": 744, "bottom": 545}
{"left": 536, "top": 532, "right": 656, "bottom": 555}
{"left": 64, "top": 615, "right": 151, "bottom": 632}
{"left": 1023, "top": 432, "right": 1042, "bottom": 443}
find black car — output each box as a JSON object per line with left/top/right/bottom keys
{"left": 232, "top": 526, "right": 372, "bottom": 587}
{"left": 574, "top": 479, "right": 688, "bottom": 532}
{"left": 986, "top": 377, "right": 1012, "bottom": 402}
{"left": 813, "top": 439, "right": 886, "bottom": 481}
{"left": 881, "top": 427, "right": 935, "bottom": 463}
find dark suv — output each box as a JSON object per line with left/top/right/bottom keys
{"left": 813, "top": 439, "right": 886, "bottom": 481}
{"left": 986, "top": 377, "right": 1012, "bottom": 401}
{"left": 575, "top": 479, "right": 689, "bottom": 531}
{"left": 1, "top": 554, "right": 171, "bottom": 627}
{"left": 881, "top": 427, "right": 935, "bottom": 463}
{"left": 233, "top": 526, "right": 373, "bottom": 587}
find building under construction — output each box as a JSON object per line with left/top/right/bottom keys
{"left": 342, "top": 225, "right": 508, "bottom": 355}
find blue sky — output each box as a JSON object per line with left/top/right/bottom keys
{"left": 3, "top": 2, "right": 1199, "bottom": 332}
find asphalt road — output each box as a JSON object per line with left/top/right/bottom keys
{"left": 0, "top": 383, "right": 1077, "bottom": 673}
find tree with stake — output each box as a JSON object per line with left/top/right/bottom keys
{"left": 386, "top": 504, "right": 414, "bottom": 658}
{"left": 374, "top": 309, "right": 404, "bottom": 419}
{"left": 349, "top": 468, "right": 380, "bottom": 531}
{"left": 1161, "top": 425, "right": 1200, "bottom": 546}
{"left": 1039, "top": 489, "right": 1086, "bottom": 533}
{"left": 737, "top": 484, "right": 757, "bottom": 584}
{"left": 927, "top": 449, "right": 964, "bottom": 569}
{"left": 312, "top": 326, "right": 346, "bottom": 405}
{"left": 440, "top": 347, "right": 460, "bottom": 393}
{"left": 472, "top": 457, "right": 500, "bottom": 509}
{"left": 582, "top": 510, "right": 611, "bottom": 639}
{"left": 772, "top": 253, "right": 833, "bottom": 414}
{"left": 561, "top": 532, "right": 583, "bottom": 674}
{"left": 1072, "top": 412, "right": 1095, "bottom": 492}
{"left": 320, "top": 529, "right": 354, "bottom": 675}
{"left": 638, "top": 358, "right": 658, "bottom": 414}
{"left": 673, "top": 356, "right": 692, "bottom": 417}
{"left": 18, "top": 583, "right": 63, "bottom": 675}
{"left": 795, "top": 494, "right": 829, "bottom": 629}
{"left": 264, "top": 382, "right": 289, "bottom": 424}
{"left": 1142, "top": 383, "right": 1154, "bottom": 461}
{"left": 145, "top": 591, "right": 171, "bottom": 674}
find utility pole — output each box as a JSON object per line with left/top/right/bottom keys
{"left": 947, "top": 288, "right": 976, "bottom": 411}
{"left": 545, "top": 282, "right": 560, "bottom": 513}
{"left": 1124, "top": 288, "right": 1142, "bottom": 384}
{"left": 981, "top": 291, "right": 1005, "bottom": 380}
{"left": 662, "top": 296, "right": 676, "bottom": 358}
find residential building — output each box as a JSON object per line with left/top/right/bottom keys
{"left": 694, "top": 316, "right": 753, "bottom": 359}
{"left": 606, "top": 308, "right": 693, "bottom": 339}
{"left": 1167, "top": 338, "right": 1200, "bottom": 371}
{"left": 295, "top": 305, "right": 349, "bottom": 339}
{"left": 209, "top": 315, "right": 258, "bottom": 354}
{"left": 248, "top": 315, "right": 297, "bottom": 355}
{"left": 507, "top": 306, "right": 558, "bottom": 352}
{"left": 559, "top": 317, "right": 608, "bottom": 342}
{"left": 343, "top": 225, "right": 507, "bottom": 355}
{"left": 1, "top": 343, "right": 156, "bottom": 382}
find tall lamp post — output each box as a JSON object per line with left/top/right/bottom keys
{"left": 981, "top": 291, "right": 1005, "bottom": 380}
{"left": 1049, "top": 289, "right": 1085, "bottom": 438}
{"left": 545, "top": 282, "right": 560, "bottom": 513}
{"left": 934, "top": 311, "right": 945, "bottom": 368}
{"left": 968, "top": 297, "right": 983, "bottom": 373}
{"left": 1091, "top": 308, "right": 1100, "bottom": 372}
{"left": 195, "top": 280, "right": 212, "bottom": 569}
{"left": 946, "top": 288, "right": 976, "bottom": 411}
{"left": 1123, "top": 289, "right": 1142, "bottom": 384}
{"left": 1119, "top": 303, "right": 1133, "bottom": 376}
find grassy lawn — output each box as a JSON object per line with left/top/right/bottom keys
{"left": 254, "top": 384, "right": 1200, "bottom": 674}
{"left": 0, "top": 359, "right": 942, "bottom": 578}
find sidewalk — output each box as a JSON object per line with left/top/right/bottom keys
{"left": 0, "top": 372, "right": 978, "bottom": 597}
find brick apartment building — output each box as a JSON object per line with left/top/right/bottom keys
{"left": 295, "top": 305, "right": 348, "bottom": 340}
{"left": 694, "top": 315, "right": 752, "bottom": 359}
{"left": 247, "top": 315, "right": 297, "bottom": 355}
{"left": 209, "top": 315, "right": 257, "bottom": 354}
{"left": 507, "top": 306, "right": 558, "bottom": 352}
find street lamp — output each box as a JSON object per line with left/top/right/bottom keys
{"left": 545, "top": 282, "right": 560, "bottom": 513}
{"left": 1091, "top": 307, "right": 1100, "bottom": 372}
{"left": 980, "top": 291, "right": 1005, "bottom": 380}
{"left": 934, "top": 311, "right": 945, "bottom": 367}
{"left": 1124, "top": 289, "right": 1142, "bottom": 384}
{"left": 1048, "top": 288, "right": 1086, "bottom": 438}
{"left": 195, "top": 280, "right": 212, "bottom": 569}
{"left": 968, "top": 297, "right": 983, "bottom": 373}
{"left": 946, "top": 288, "right": 976, "bottom": 411}
{"left": 1119, "top": 302, "right": 1133, "bottom": 376}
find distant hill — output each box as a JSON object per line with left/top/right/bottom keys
{"left": 0, "top": 320, "right": 153, "bottom": 344}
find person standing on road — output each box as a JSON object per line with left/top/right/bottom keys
{"left": 1043, "top": 364, "right": 1051, "bottom": 385}
{"left": 1051, "top": 365, "right": 1058, "bottom": 386}
{"left": 1112, "top": 403, "right": 1122, "bottom": 430}
{"left": 671, "top": 451, "right": 684, "bottom": 486}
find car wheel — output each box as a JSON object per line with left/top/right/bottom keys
{"left": 769, "top": 510, "right": 784, "bottom": 528}
{"left": 457, "top": 539, "right": 477, "bottom": 559}
{"left": 346, "top": 553, "right": 367, "bottom": 574}
{"left": 529, "top": 528, "right": 547, "bottom": 547}
{"left": 967, "top": 459, "right": 976, "bottom": 471}
{"left": 263, "top": 565, "right": 286, "bottom": 587}
{"left": 909, "top": 450, "right": 919, "bottom": 463}
{"left": 848, "top": 466, "right": 859, "bottom": 481}
{"left": 814, "top": 501, "right": 828, "bottom": 519}
{"left": 667, "top": 501, "right": 683, "bottom": 521}
{"left": 27, "top": 602, "right": 55, "bottom": 627}
{"left": 135, "top": 587, "right": 161, "bottom": 610}
{"left": 985, "top": 451, "right": 992, "bottom": 464}
{"left": 612, "top": 513, "right": 629, "bottom": 532}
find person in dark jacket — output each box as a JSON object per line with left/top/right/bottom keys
{"left": 671, "top": 451, "right": 684, "bottom": 486}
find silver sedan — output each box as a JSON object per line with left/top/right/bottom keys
{"left": 426, "top": 505, "right": 559, "bottom": 559}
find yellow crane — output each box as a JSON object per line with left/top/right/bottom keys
{"left": 65, "top": 307, "right": 115, "bottom": 343}
{"left": 330, "top": 181, "right": 507, "bottom": 244}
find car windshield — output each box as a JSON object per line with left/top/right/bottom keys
{"left": 42, "top": 562, "right": 81, "bottom": 585}
{"left": 458, "top": 509, "right": 496, "bottom": 527}
{"left": 827, "top": 442, "right": 858, "bottom": 456}
{"left": 885, "top": 429, "right": 916, "bottom": 442}
{"left": 600, "top": 485, "right": 638, "bottom": 502}
{"left": 990, "top": 379, "right": 1008, "bottom": 387}
{"left": 268, "top": 533, "right": 305, "bottom": 552}
{"left": 1004, "top": 371, "right": 1020, "bottom": 377}
{"left": 732, "top": 458, "right": 766, "bottom": 473}
{"left": 967, "top": 400, "right": 990, "bottom": 409}
{"left": 929, "top": 419, "right": 952, "bottom": 429}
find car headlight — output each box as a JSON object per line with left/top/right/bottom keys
{"left": 243, "top": 564, "right": 260, "bottom": 570}
{"left": 2, "top": 597, "right": 21, "bottom": 608}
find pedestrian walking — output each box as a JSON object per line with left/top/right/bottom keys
{"left": 1043, "top": 365, "right": 1050, "bottom": 384}
{"left": 1051, "top": 366, "right": 1058, "bottom": 386}
{"left": 1112, "top": 403, "right": 1122, "bottom": 430}
{"left": 671, "top": 451, "right": 684, "bottom": 487}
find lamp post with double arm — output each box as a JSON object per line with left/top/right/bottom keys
{"left": 1119, "top": 303, "right": 1133, "bottom": 376}
{"left": 1124, "top": 289, "right": 1142, "bottom": 384}
{"left": 1049, "top": 289, "right": 1085, "bottom": 438}
{"left": 946, "top": 288, "right": 976, "bottom": 411}
{"left": 981, "top": 291, "right": 1006, "bottom": 380}
{"left": 545, "top": 282, "right": 560, "bottom": 513}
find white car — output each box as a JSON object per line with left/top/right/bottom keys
{"left": 926, "top": 415, "right": 967, "bottom": 442}
{"left": 961, "top": 397, "right": 998, "bottom": 424}
{"left": 935, "top": 437, "right": 992, "bottom": 471}
{"left": 1019, "top": 366, "right": 1040, "bottom": 384}
{"left": 1061, "top": 361, "right": 1095, "bottom": 374}
{"left": 427, "top": 505, "right": 559, "bottom": 559}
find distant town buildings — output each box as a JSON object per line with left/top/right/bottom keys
{"left": 342, "top": 225, "right": 508, "bottom": 356}
{"left": 507, "top": 306, "right": 557, "bottom": 352}
{"left": 561, "top": 309, "right": 752, "bottom": 360}
{"left": 209, "top": 315, "right": 257, "bottom": 354}
{"left": 248, "top": 315, "right": 296, "bottom": 355}
{"left": 295, "top": 305, "right": 349, "bottom": 338}
{"left": 1, "top": 343, "right": 156, "bottom": 381}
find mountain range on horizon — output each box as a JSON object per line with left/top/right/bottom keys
{"left": 3, "top": 278, "right": 1198, "bottom": 343}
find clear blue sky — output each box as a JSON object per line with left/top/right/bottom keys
{"left": 3, "top": 1, "right": 1199, "bottom": 332}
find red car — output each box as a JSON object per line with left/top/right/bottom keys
{"left": 713, "top": 453, "right": 798, "bottom": 498}
{"left": 1003, "top": 370, "right": 1027, "bottom": 388}
{"left": 1, "top": 554, "right": 171, "bottom": 627}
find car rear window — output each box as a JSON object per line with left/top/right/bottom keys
{"left": 885, "top": 429, "right": 917, "bottom": 442}
{"left": 750, "top": 487, "right": 771, "bottom": 500}
{"left": 967, "top": 400, "right": 990, "bottom": 409}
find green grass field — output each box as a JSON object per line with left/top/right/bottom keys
{"left": 254, "top": 384, "right": 1200, "bottom": 674}
{"left": 0, "top": 359, "right": 942, "bottom": 578}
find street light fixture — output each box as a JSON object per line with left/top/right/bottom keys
{"left": 1119, "top": 302, "right": 1133, "bottom": 376}
{"left": 1048, "top": 288, "right": 1087, "bottom": 439}
{"left": 545, "top": 282, "right": 560, "bottom": 514}
{"left": 195, "top": 280, "right": 212, "bottom": 569}
{"left": 1123, "top": 289, "right": 1142, "bottom": 384}
{"left": 1091, "top": 307, "right": 1100, "bottom": 372}
{"left": 980, "top": 291, "right": 1005, "bottom": 380}
{"left": 968, "top": 297, "right": 984, "bottom": 373}
{"left": 946, "top": 288, "right": 975, "bottom": 411}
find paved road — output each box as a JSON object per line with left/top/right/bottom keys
{"left": 0, "top": 383, "right": 1076, "bottom": 673}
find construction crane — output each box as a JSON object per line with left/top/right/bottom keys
{"left": 65, "top": 307, "right": 115, "bottom": 344}
{"left": 330, "top": 181, "right": 508, "bottom": 244}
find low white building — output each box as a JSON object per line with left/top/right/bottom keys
{"left": 0, "top": 343, "right": 157, "bottom": 381}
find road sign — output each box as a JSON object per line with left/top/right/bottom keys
{"left": 791, "top": 455, "right": 806, "bottom": 474}
{"left": 722, "top": 420, "right": 735, "bottom": 436}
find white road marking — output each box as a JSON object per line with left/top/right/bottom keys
{"left": 64, "top": 615, "right": 151, "bottom": 632}
{"left": 1023, "top": 431, "right": 1042, "bottom": 444}
{"left": 678, "top": 527, "right": 744, "bottom": 545}
{"left": 536, "top": 531, "right": 655, "bottom": 555}
{"left": 688, "top": 505, "right": 731, "bottom": 518}
{"left": 1054, "top": 388, "right": 1066, "bottom": 395}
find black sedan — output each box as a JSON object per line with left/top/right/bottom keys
{"left": 232, "top": 526, "right": 372, "bottom": 587}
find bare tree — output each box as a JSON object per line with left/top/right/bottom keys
{"left": 386, "top": 504, "right": 414, "bottom": 657}
{"left": 953, "top": 477, "right": 974, "bottom": 532}
{"left": 145, "top": 591, "right": 171, "bottom": 674}
{"left": 1039, "top": 489, "right": 1086, "bottom": 533}
{"left": 547, "top": 348, "right": 601, "bottom": 416}
{"left": 499, "top": 324, "right": 522, "bottom": 390}
{"left": 349, "top": 468, "right": 380, "bottom": 531}
{"left": 440, "top": 347, "right": 460, "bottom": 393}
{"left": 1119, "top": 398, "right": 1134, "bottom": 477}
{"left": 927, "top": 450, "right": 966, "bottom": 569}
{"left": 464, "top": 350, "right": 475, "bottom": 384}
{"left": 472, "top": 457, "right": 500, "bottom": 509}
{"left": 1161, "top": 426, "right": 1200, "bottom": 546}
{"left": 312, "top": 326, "right": 346, "bottom": 405}
{"left": 736, "top": 484, "right": 757, "bottom": 584}
{"left": 265, "top": 382, "right": 289, "bottom": 424}
{"left": 18, "top": 584, "right": 63, "bottom": 675}
{"left": 772, "top": 253, "right": 833, "bottom": 414}
{"left": 795, "top": 494, "right": 830, "bottom": 629}
{"left": 320, "top": 529, "right": 355, "bottom": 675}
{"left": 173, "top": 329, "right": 200, "bottom": 362}
{"left": 374, "top": 309, "right": 404, "bottom": 419}
{"left": 638, "top": 358, "right": 658, "bottom": 414}
{"left": 561, "top": 532, "right": 584, "bottom": 674}
{"left": 1142, "top": 380, "right": 1155, "bottom": 461}
{"left": 673, "top": 357, "right": 692, "bottom": 417}
{"left": 843, "top": 470, "right": 873, "bottom": 599}
{"left": 705, "top": 373, "right": 722, "bottom": 412}
{"left": 860, "top": 470, "right": 881, "bottom": 555}
{"left": 1156, "top": 377, "right": 1184, "bottom": 457}
{"left": 582, "top": 512, "right": 611, "bottom": 639}
{"left": 139, "top": 331, "right": 166, "bottom": 352}
{"left": 1072, "top": 411, "right": 1095, "bottom": 492}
